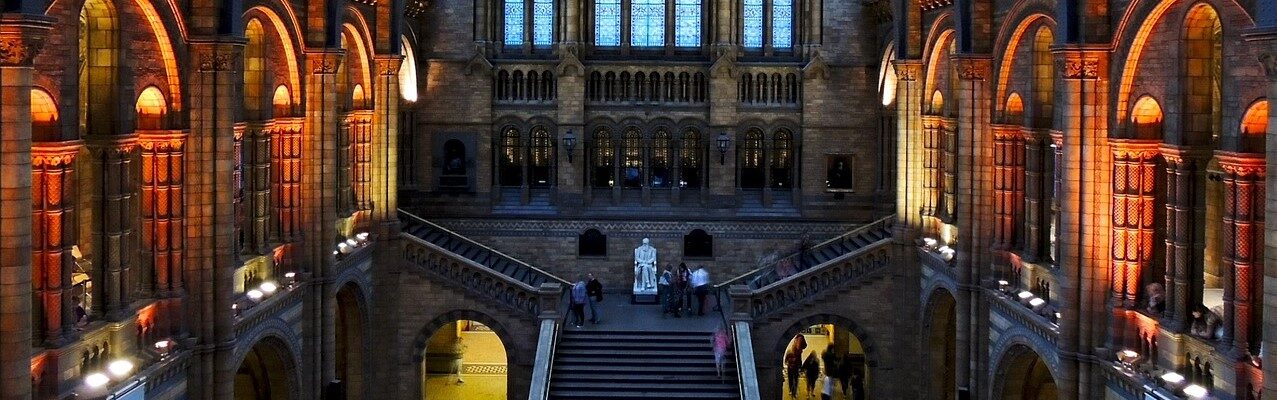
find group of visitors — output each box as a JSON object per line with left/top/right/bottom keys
{"left": 658, "top": 263, "right": 712, "bottom": 318}
{"left": 785, "top": 334, "right": 866, "bottom": 400}
{"left": 569, "top": 274, "right": 604, "bottom": 327}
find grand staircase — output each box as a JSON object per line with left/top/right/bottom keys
{"left": 548, "top": 330, "right": 739, "bottom": 400}
{"left": 726, "top": 215, "right": 895, "bottom": 291}
{"left": 401, "top": 211, "right": 562, "bottom": 289}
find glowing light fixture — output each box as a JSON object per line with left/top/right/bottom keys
{"left": 923, "top": 237, "right": 937, "bottom": 247}
{"left": 1029, "top": 298, "right": 1046, "bottom": 307}
{"left": 260, "top": 281, "right": 279, "bottom": 295}
{"left": 1183, "top": 384, "right": 1208, "bottom": 398}
{"left": 1017, "top": 291, "right": 1034, "bottom": 300}
{"left": 997, "top": 280, "right": 1009, "bottom": 286}
{"left": 107, "top": 360, "right": 134, "bottom": 378}
{"left": 84, "top": 372, "right": 109, "bottom": 388}
{"left": 1160, "top": 372, "right": 1185, "bottom": 384}
{"left": 356, "top": 232, "right": 370, "bottom": 241}
{"left": 246, "top": 289, "right": 264, "bottom": 301}
{"left": 345, "top": 238, "right": 358, "bottom": 247}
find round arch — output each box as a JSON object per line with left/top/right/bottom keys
{"left": 135, "top": 86, "right": 168, "bottom": 130}
{"left": 774, "top": 314, "right": 878, "bottom": 399}
{"left": 991, "top": 343, "right": 1059, "bottom": 400}
{"left": 31, "top": 88, "right": 59, "bottom": 137}
{"left": 335, "top": 283, "right": 368, "bottom": 399}
{"left": 411, "top": 310, "right": 516, "bottom": 400}
{"left": 79, "top": 0, "right": 120, "bottom": 135}
{"left": 923, "top": 288, "right": 958, "bottom": 400}
{"left": 233, "top": 335, "right": 299, "bottom": 400}
{"left": 244, "top": 5, "right": 303, "bottom": 107}
{"left": 991, "top": 13, "right": 1055, "bottom": 113}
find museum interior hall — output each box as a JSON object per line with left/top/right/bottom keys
{"left": 0, "top": 0, "right": 1276, "bottom": 398}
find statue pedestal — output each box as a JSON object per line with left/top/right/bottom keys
{"left": 631, "top": 283, "right": 658, "bottom": 304}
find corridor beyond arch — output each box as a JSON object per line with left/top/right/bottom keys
{"left": 993, "top": 344, "right": 1058, "bottom": 400}
{"left": 233, "top": 336, "right": 297, "bottom": 400}
{"left": 415, "top": 311, "right": 513, "bottom": 400}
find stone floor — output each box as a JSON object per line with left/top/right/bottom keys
{"left": 424, "top": 327, "right": 509, "bottom": 399}
{"left": 564, "top": 292, "right": 727, "bottom": 332}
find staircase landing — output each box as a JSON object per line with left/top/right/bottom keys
{"left": 568, "top": 293, "right": 724, "bottom": 332}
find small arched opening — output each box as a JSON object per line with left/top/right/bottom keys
{"left": 994, "top": 344, "right": 1057, "bottom": 400}
{"left": 421, "top": 319, "right": 508, "bottom": 400}
{"left": 233, "top": 337, "right": 296, "bottom": 400}
{"left": 335, "top": 284, "right": 366, "bottom": 399}
{"left": 135, "top": 86, "right": 168, "bottom": 130}
{"left": 926, "top": 290, "right": 957, "bottom": 400}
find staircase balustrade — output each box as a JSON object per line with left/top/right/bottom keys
{"left": 528, "top": 318, "right": 561, "bottom": 400}
{"left": 732, "top": 320, "right": 763, "bottom": 400}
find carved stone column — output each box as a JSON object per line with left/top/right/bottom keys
{"left": 1218, "top": 153, "right": 1264, "bottom": 359}
{"left": 1160, "top": 146, "right": 1205, "bottom": 331}
{"left": 85, "top": 135, "right": 139, "bottom": 321}
{"left": 31, "top": 142, "right": 81, "bottom": 347}
{"left": 139, "top": 132, "right": 184, "bottom": 338}
{"left": 1109, "top": 139, "right": 1159, "bottom": 349}
{"left": 372, "top": 56, "right": 402, "bottom": 229}
{"left": 991, "top": 124, "right": 1024, "bottom": 249}
{"left": 893, "top": 60, "right": 923, "bottom": 236}
{"left": 1021, "top": 129, "right": 1049, "bottom": 261}
{"left": 304, "top": 49, "right": 344, "bottom": 391}
{"left": 952, "top": 55, "right": 992, "bottom": 398}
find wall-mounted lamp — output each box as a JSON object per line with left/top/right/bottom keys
{"left": 563, "top": 129, "right": 577, "bottom": 163}
{"left": 716, "top": 132, "right": 731, "bottom": 165}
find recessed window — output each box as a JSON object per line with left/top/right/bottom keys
{"left": 579, "top": 229, "right": 607, "bottom": 257}
{"left": 683, "top": 229, "right": 713, "bottom": 258}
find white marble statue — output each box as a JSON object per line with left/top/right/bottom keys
{"left": 633, "top": 238, "right": 658, "bottom": 292}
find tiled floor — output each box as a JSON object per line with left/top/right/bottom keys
{"left": 424, "top": 327, "right": 509, "bottom": 399}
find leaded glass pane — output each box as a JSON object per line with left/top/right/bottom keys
{"left": 742, "top": 0, "right": 764, "bottom": 48}
{"left": 504, "top": 0, "right": 525, "bottom": 44}
{"left": 772, "top": 0, "right": 793, "bottom": 49}
{"left": 533, "top": 0, "right": 554, "bottom": 46}
{"left": 631, "top": 0, "right": 665, "bottom": 47}
{"left": 674, "top": 0, "right": 701, "bottom": 47}
{"left": 595, "top": 0, "right": 622, "bottom": 46}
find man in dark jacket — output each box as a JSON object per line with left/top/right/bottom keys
{"left": 586, "top": 273, "right": 603, "bottom": 324}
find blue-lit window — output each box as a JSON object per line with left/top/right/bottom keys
{"left": 532, "top": 0, "right": 554, "bottom": 45}
{"left": 631, "top": 0, "right": 665, "bottom": 47}
{"left": 674, "top": 0, "right": 701, "bottom": 47}
{"left": 772, "top": 0, "right": 793, "bottom": 48}
{"left": 595, "top": 0, "right": 622, "bottom": 46}
{"left": 742, "top": 0, "right": 764, "bottom": 48}
{"left": 504, "top": 0, "right": 525, "bottom": 45}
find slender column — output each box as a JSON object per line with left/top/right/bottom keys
{"left": 373, "top": 56, "right": 403, "bottom": 229}
{"left": 952, "top": 55, "right": 992, "bottom": 398}
{"left": 244, "top": 123, "right": 272, "bottom": 254}
{"left": 184, "top": 40, "right": 242, "bottom": 400}
{"left": 1108, "top": 139, "right": 1159, "bottom": 350}
{"left": 31, "top": 142, "right": 81, "bottom": 347}
{"left": 1022, "top": 130, "right": 1048, "bottom": 260}
{"left": 139, "top": 132, "right": 185, "bottom": 338}
{"left": 1160, "top": 147, "right": 1203, "bottom": 331}
{"left": 1219, "top": 153, "right": 1264, "bottom": 359}
{"left": 304, "top": 49, "right": 344, "bottom": 395}
{"left": 991, "top": 124, "right": 1023, "bottom": 249}
{"left": 85, "top": 135, "right": 139, "bottom": 321}
{"left": 892, "top": 60, "right": 923, "bottom": 232}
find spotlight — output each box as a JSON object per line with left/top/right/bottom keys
{"left": 998, "top": 280, "right": 1009, "bottom": 286}
{"left": 85, "top": 372, "right": 109, "bottom": 388}
{"left": 246, "top": 289, "right": 264, "bottom": 301}
{"left": 355, "top": 232, "right": 369, "bottom": 241}
{"left": 1017, "top": 291, "right": 1034, "bottom": 300}
{"left": 107, "top": 360, "right": 134, "bottom": 378}
{"left": 1160, "top": 372, "right": 1185, "bottom": 384}
{"left": 260, "top": 281, "right": 278, "bottom": 295}
{"left": 923, "top": 237, "right": 937, "bottom": 247}
{"left": 1183, "top": 384, "right": 1208, "bottom": 398}
{"left": 1029, "top": 298, "right": 1046, "bottom": 307}
{"left": 284, "top": 272, "right": 296, "bottom": 279}
{"left": 346, "top": 238, "right": 358, "bottom": 247}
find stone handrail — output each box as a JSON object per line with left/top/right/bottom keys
{"left": 733, "top": 321, "right": 763, "bottom": 400}
{"left": 987, "top": 289, "right": 1060, "bottom": 345}
{"left": 735, "top": 240, "right": 893, "bottom": 319}
{"left": 527, "top": 318, "right": 561, "bottom": 400}
{"left": 400, "top": 210, "right": 571, "bottom": 287}
{"left": 716, "top": 215, "right": 896, "bottom": 291}
{"left": 403, "top": 231, "right": 566, "bottom": 317}
{"left": 233, "top": 284, "right": 304, "bottom": 339}
{"left": 143, "top": 349, "right": 191, "bottom": 395}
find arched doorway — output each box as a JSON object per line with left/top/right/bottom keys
{"left": 234, "top": 337, "right": 295, "bottom": 400}
{"left": 421, "top": 320, "right": 508, "bottom": 399}
{"left": 926, "top": 290, "right": 957, "bottom": 400}
{"left": 780, "top": 323, "right": 870, "bottom": 400}
{"left": 335, "top": 284, "right": 366, "bottom": 399}
{"left": 995, "top": 344, "right": 1057, "bottom": 400}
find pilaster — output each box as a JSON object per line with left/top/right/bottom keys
{"left": 1217, "top": 153, "right": 1264, "bottom": 361}
{"left": 83, "top": 134, "right": 138, "bottom": 322}
{"left": 951, "top": 54, "right": 992, "bottom": 399}
{"left": 1108, "top": 138, "right": 1160, "bottom": 350}
{"left": 1159, "top": 146, "right": 1210, "bottom": 332}
{"left": 373, "top": 55, "right": 403, "bottom": 233}
{"left": 304, "top": 48, "right": 344, "bottom": 395}
{"left": 893, "top": 60, "right": 923, "bottom": 232}
{"left": 138, "top": 131, "right": 186, "bottom": 338}
{"left": 31, "top": 141, "right": 82, "bottom": 348}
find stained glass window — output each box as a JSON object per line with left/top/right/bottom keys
{"left": 631, "top": 0, "right": 665, "bottom": 47}
{"left": 772, "top": 0, "right": 793, "bottom": 49}
{"left": 674, "top": 0, "right": 701, "bottom": 47}
{"left": 742, "top": 0, "right": 764, "bottom": 48}
{"left": 504, "top": 0, "right": 525, "bottom": 45}
{"left": 595, "top": 0, "right": 622, "bottom": 46}
{"left": 533, "top": 0, "right": 554, "bottom": 46}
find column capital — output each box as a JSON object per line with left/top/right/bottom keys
{"left": 31, "top": 140, "right": 84, "bottom": 167}
{"left": 374, "top": 55, "right": 403, "bottom": 77}
{"left": 306, "top": 49, "right": 345, "bottom": 75}
{"left": 951, "top": 55, "right": 993, "bottom": 81}
{"left": 0, "top": 14, "right": 54, "bottom": 67}
{"left": 1053, "top": 46, "right": 1109, "bottom": 80}
{"left": 1216, "top": 151, "right": 1266, "bottom": 177}
{"left": 892, "top": 59, "right": 923, "bottom": 81}
{"left": 1158, "top": 144, "right": 1213, "bottom": 165}
{"left": 991, "top": 124, "right": 1025, "bottom": 140}
{"left": 188, "top": 40, "right": 244, "bottom": 72}
{"left": 84, "top": 134, "right": 139, "bottom": 156}
{"left": 138, "top": 131, "right": 187, "bottom": 152}
{"left": 1109, "top": 138, "right": 1161, "bottom": 160}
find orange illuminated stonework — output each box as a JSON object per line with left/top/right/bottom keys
{"left": 349, "top": 112, "right": 374, "bottom": 212}
{"left": 1110, "top": 139, "right": 1160, "bottom": 309}
{"left": 273, "top": 122, "right": 304, "bottom": 243}
{"left": 31, "top": 141, "right": 81, "bottom": 347}
{"left": 1217, "top": 152, "right": 1264, "bottom": 359}
{"left": 991, "top": 124, "right": 1025, "bottom": 249}
{"left": 139, "top": 131, "right": 185, "bottom": 338}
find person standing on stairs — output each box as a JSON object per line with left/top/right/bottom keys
{"left": 586, "top": 273, "right": 603, "bottom": 324}
{"left": 691, "top": 266, "right": 711, "bottom": 316}
{"left": 570, "top": 277, "right": 588, "bottom": 328}
{"left": 659, "top": 265, "right": 674, "bottom": 317}
{"left": 712, "top": 324, "right": 731, "bottom": 380}
{"left": 678, "top": 263, "right": 693, "bottom": 315}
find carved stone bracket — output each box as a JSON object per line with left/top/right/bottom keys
{"left": 464, "top": 43, "right": 493, "bottom": 76}
{"left": 32, "top": 141, "right": 84, "bottom": 167}
{"left": 554, "top": 43, "right": 585, "bottom": 78}
{"left": 802, "top": 50, "right": 829, "bottom": 80}
{"left": 952, "top": 56, "right": 992, "bottom": 81}
{"left": 0, "top": 15, "right": 55, "bottom": 67}
{"left": 375, "top": 55, "right": 403, "bottom": 77}
{"left": 893, "top": 60, "right": 922, "bottom": 82}
{"left": 308, "top": 50, "right": 344, "bottom": 75}
{"left": 709, "top": 44, "right": 738, "bottom": 78}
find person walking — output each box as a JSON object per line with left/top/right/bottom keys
{"left": 802, "top": 351, "right": 821, "bottom": 399}
{"left": 678, "top": 263, "right": 693, "bottom": 314}
{"left": 820, "top": 371, "right": 835, "bottom": 400}
{"left": 691, "top": 266, "right": 711, "bottom": 316}
{"left": 659, "top": 265, "right": 673, "bottom": 317}
{"left": 586, "top": 273, "right": 603, "bottom": 324}
{"left": 711, "top": 324, "right": 731, "bottom": 380}
{"left": 838, "top": 352, "right": 855, "bottom": 398}
{"left": 569, "top": 277, "right": 588, "bottom": 328}
{"left": 785, "top": 340, "right": 803, "bottom": 398}
{"left": 849, "top": 368, "right": 865, "bottom": 400}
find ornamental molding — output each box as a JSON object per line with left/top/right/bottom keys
{"left": 376, "top": 55, "right": 403, "bottom": 76}
{"left": 1216, "top": 151, "right": 1265, "bottom": 177}
{"left": 31, "top": 141, "right": 84, "bottom": 167}
{"left": 138, "top": 132, "right": 187, "bottom": 152}
{"left": 195, "top": 49, "right": 236, "bottom": 72}
{"left": 555, "top": 44, "right": 585, "bottom": 78}
{"left": 1109, "top": 139, "right": 1160, "bottom": 160}
{"left": 953, "top": 57, "right": 992, "bottom": 81}
{"left": 0, "top": 36, "right": 44, "bottom": 66}
{"left": 1063, "top": 59, "right": 1099, "bottom": 79}
{"left": 893, "top": 61, "right": 922, "bottom": 82}
{"left": 803, "top": 50, "right": 830, "bottom": 81}
{"left": 310, "top": 54, "right": 342, "bottom": 75}
{"left": 464, "top": 44, "right": 492, "bottom": 76}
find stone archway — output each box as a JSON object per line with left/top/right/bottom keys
{"left": 925, "top": 289, "right": 957, "bottom": 400}
{"left": 233, "top": 336, "right": 297, "bottom": 400}
{"left": 993, "top": 343, "right": 1058, "bottom": 400}
{"left": 412, "top": 311, "right": 514, "bottom": 400}
{"left": 335, "top": 283, "right": 367, "bottom": 399}
{"left": 772, "top": 314, "right": 879, "bottom": 400}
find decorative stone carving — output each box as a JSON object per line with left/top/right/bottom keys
{"left": 377, "top": 56, "right": 403, "bottom": 76}
{"left": 464, "top": 44, "right": 493, "bottom": 76}
{"left": 197, "top": 51, "right": 234, "bottom": 72}
{"left": 1063, "top": 59, "right": 1099, "bottom": 79}
{"left": 310, "top": 55, "right": 341, "bottom": 75}
{"left": 633, "top": 238, "right": 658, "bottom": 292}
{"left": 0, "top": 36, "right": 43, "bottom": 66}
{"left": 894, "top": 62, "right": 921, "bottom": 82}
{"left": 803, "top": 50, "right": 829, "bottom": 80}
{"left": 709, "top": 45, "right": 738, "bottom": 78}
{"left": 954, "top": 57, "right": 991, "bottom": 81}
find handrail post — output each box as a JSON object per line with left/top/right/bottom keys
{"left": 538, "top": 283, "right": 564, "bottom": 319}
{"left": 729, "top": 285, "right": 753, "bottom": 321}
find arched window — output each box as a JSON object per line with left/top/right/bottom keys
{"left": 529, "top": 126, "right": 554, "bottom": 186}
{"left": 742, "top": 0, "right": 795, "bottom": 50}
{"left": 504, "top": 0, "right": 554, "bottom": 47}
{"left": 683, "top": 229, "right": 713, "bottom": 258}
{"left": 30, "top": 89, "right": 59, "bottom": 138}
{"left": 1130, "top": 96, "right": 1164, "bottom": 139}
{"left": 499, "top": 127, "right": 523, "bottom": 186}
{"left": 591, "top": 128, "right": 615, "bottom": 188}
{"left": 771, "top": 130, "right": 794, "bottom": 188}
{"left": 631, "top": 0, "right": 665, "bottom": 47}
{"left": 740, "top": 129, "right": 765, "bottom": 188}
{"left": 503, "top": 0, "right": 526, "bottom": 44}
{"left": 680, "top": 128, "right": 704, "bottom": 188}
{"left": 622, "top": 128, "right": 644, "bottom": 188}
{"left": 579, "top": 229, "right": 608, "bottom": 257}
{"left": 771, "top": 0, "right": 793, "bottom": 49}
{"left": 440, "top": 139, "right": 469, "bottom": 190}
{"left": 532, "top": 0, "right": 554, "bottom": 45}
{"left": 651, "top": 129, "right": 672, "bottom": 187}
{"left": 135, "top": 86, "right": 168, "bottom": 130}
{"left": 400, "top": 36, "right": 419, "bottom": 102}
{"left": 742, "top": 0, "right": 764, "bottom": 48}
{"left": 595, "top": 0, "right": 622, "bottom": 46}
{"left": 674, "top": 0, "right": 702, "bottom": 47}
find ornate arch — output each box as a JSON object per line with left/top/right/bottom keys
{"left": 409, "top": 309, "right": 522, "bottom": 364}
{"left": 988, "top": 338, "right": 1061, "bottom": 400}
{"left": 244, "top": 5, "right": 304, "bottom": 106}
{"left": 232, "top": 331, "right": 303, "bottom": 400}
{"left": 991, "top": 13, "right": 1055, "bottom": 113}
